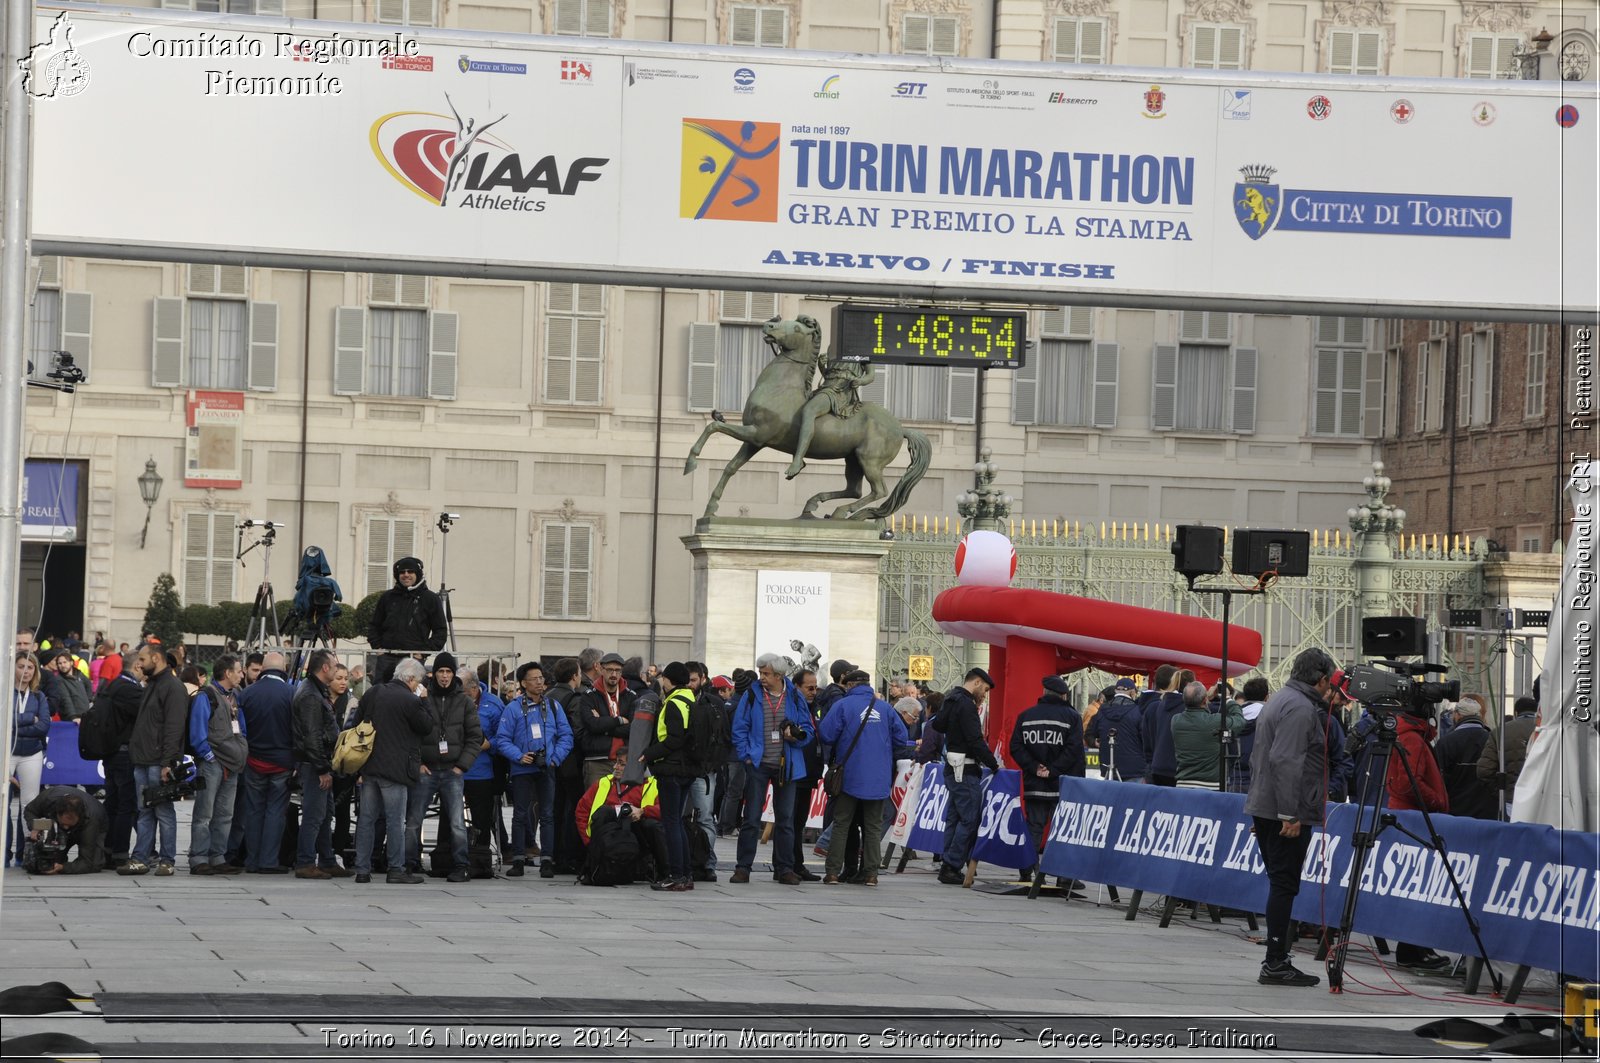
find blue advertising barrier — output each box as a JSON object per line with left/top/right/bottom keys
{"left": 1039, "top": 776, "right": 1598, "bottom": 981}
{"left": 40, "top": 721, "right": 104, "bottom": 786}
{"left": 901, "top": 765, "right": 1036, "bottom": 869}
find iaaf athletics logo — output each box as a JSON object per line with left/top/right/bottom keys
{"left": 370, "top": 94, "right": 609, "bottom": 209}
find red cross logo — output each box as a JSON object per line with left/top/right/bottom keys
{"left": 1392, "top": 101, "right": 1412, "bottom": 122}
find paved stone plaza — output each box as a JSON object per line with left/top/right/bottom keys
{"left": 0, "top": 826, "right": 1570, "bottom": 1062}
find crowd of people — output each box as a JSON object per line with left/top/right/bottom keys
{"left": 9, "top": 597, "right": 1539, "bottom": 993}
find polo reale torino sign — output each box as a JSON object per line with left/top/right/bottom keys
{"left": 753, "top": 570, "right": 829, "bottom": 676}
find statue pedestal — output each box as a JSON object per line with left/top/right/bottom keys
{"left": 682, "top": 518, "right": 891, "bottom": 678}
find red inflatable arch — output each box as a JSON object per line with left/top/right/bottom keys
{"left": 932, "top": 584, "right": 1263, "bottom": 766}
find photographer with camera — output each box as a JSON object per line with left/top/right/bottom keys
{"left": 118, "top": 642, "right": 189, "bottom": 877}
{"left": 493, "top": 661, "right": 574, "bottom": 879}
{"left": 23, "top": 786, "right": 108, "bottom": 874}
{"left": 729, "top": 655, "right": 816, "bottom": 886}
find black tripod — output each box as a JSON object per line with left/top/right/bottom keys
{"left": 1323, "top": 704, "right": 1502, "bottom": 994}
{"left": 436, "top": 512, "right": 458, "bottom": 651}
{"left": 238, "top": 520, "right": 281, "bottom": 651}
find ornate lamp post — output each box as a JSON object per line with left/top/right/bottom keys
{"left": 956, "top": 446, "right": 1014, "bottom": 673}
{"left": 955, "top": 446, "right": 1013, "bottom": 534}
{"left": 1347, "top": 461, "right": 1407, "bottom": 621}
{"left": 137, "top": 457, "right": 163, "bottom": 549}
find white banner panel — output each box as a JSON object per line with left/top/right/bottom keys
{"left": 27, "top": 6, "right": 1598, "bottom": 319}
{"left": 753, "top": 570, "right": 829, "bottom": 676}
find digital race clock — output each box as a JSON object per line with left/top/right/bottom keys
{"left": 832, "top": 305, "right": 1028, "bottom": 368}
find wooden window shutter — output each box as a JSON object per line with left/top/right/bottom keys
{"left": 721, "top": 290, "right": 750, "bottom": 321}
{"left": 545, "top": 315, "right": 575, "bottom": 404}
{"left": 427, "top": 310, "right": 459, "bottom": 400}
{"left": 1179, "top": 311, "right": 1206, "bottom": 342}
{"left": 542, "top": 524, "right": 570, "bottom": 618}
{"left": 60, "top": 291, "right": 92, "bottom": 375}
{"left": 573, "top": 318, "right": 603, "bottom": 404}
{"left": 1231, "top": 347, "right": 1259, "bottom": 434}
{"left": 184, "top": 513, "right": 210, "bottom": 604}
{"left": 947, "top": 367, "right": 978, "bottom": 423}
{"left": 333, "top": 307, "right": 367, "bottom": 395}
{"left": 1314, "top": 349, "right": 1339, "bottom": 434}
{"left": 1192, "top": 24, "right": 1216, "bottom": 66}
{"left": 188, "top": 264, "right": 219, "bottom": 296}
{"left": 902, "top": 14, "right": 930, "bottom": 54}
{"left": 930, "top": 16, "right": 960, "bottom": 56}
{"left": 400, "top": 275, "right": 429, "bottom": 307}
{"left": 210, "top": 514, "right": 235, "bottom": 604}
{"left": 587, "top": 0, "right": 613, "bottom": 36}
{"left": 758, "top": 7, "right": 787, "bottom": 46}
{"left": 555, "top": 0, "right": 584, "bottom": 34}
{"left": 36, "top": 256, "right": 61, "bottom": 288}
{"left": 1362, "top": 349, "right": 1385, "bottom": 438}
{"left": 1206, "top": 313, "right": 1231, "bottom": 343}
{"left": 730, "top": 5, "right": 757, "bottom": 45}
{"left": 1415, "top": 342, "right": 1428, "bottom": 430}
{"left": 1091, "top": 342, "right": 1120, "bottom": 428}
{"left": 366, "top": 519, "right": 392, "bottom": 598}
{"left": 749, "top": 291, "right": 780, "bottom": 321}
{"left": 1218, "top": 26, "right": 1244, "bottom": 68}
{"left": 1053, "top": 18, "right": 1078, "bottom": 62}
{"left": 246, "top": 301, "right": 278, "bottom": 392}
{"left": 1329, "top": 28, "right": 1355, "bottom": 72}
{"left": 566, "top": 524, "right": 592, "bottom": 618}
{"left": 1339, "top": 349, "right": 1363, "bottom": 435}
{"left": 859, "top": 364, "right": 889, "bottom": 407}
{"left": 1151, "top": 344, "right": 1178, "bottom": 430}
{"left": 1011, "top": 354, "right": 1038, "bottom": 424}
{"left": 1355, "top": 30, "right": 1382, "bottom": 74}
{"left": 687, "top": 323, "right": 719, "bottom": 412}
{"left": 151, "top": 297, "right": 185, "bottom": 388}
{"left": 1078, "top": 19, "right": 1105, "bottom": 63}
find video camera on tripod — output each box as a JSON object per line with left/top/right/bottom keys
{"left": 1346, "top": 659, "right": 1460, "bottom": 717}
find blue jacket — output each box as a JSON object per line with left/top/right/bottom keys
{"left": 12, "top": 690, "right": 51, "bottom": 757}
{"left": 1087, "top": 694, "right": 1147, "bottom": 780}
{"left": 465, "top": 690, "right": 506, "bottom": 781}
{"left": 818, "top": 685, "right": 908, "bottom": 801}
{"left": 495, "top": 695, "right": 573, "bottom": 777}
{"left": 237, "top": 670, "right": 295, "bottom": 770}
{"left": 732, "top": 678, "right": 814, "bottom": 784}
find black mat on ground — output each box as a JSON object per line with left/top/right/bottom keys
{"left": 95, "top": 995, "right": 1479, "bottom": 1057}
{"left": 0, "top": 1031, "right": 103, "bottom": 1060}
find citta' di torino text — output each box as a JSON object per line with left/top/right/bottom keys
{"left": 127, "top": 31, "right": 419, "bottom": 61}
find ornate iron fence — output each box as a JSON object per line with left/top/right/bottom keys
{"left": 877, "top": 519, "right": 1486, "bottom": 697}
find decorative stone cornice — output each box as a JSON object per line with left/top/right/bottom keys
{"left": 1185, "top": 0, "right": 1254, "bottom": 24}
{"left": 1459, "top": 1, "right": 1535, "bottom": 33}
{"left": 1048, "top": 0, "right": 1112, "bottom": 16}
{"left": 382, "top": 490, "right": 402, "bottom": 516}
{"left": 1322, "top": 0, "right": 1388, "bottom": 28}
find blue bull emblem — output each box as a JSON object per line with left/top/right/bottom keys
{"left": 1234, "top": 181, "right": 1280, "bottom": 239}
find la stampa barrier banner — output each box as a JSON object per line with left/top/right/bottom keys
{"left": 1039, "top": 777, "right": 1599, "bottom": 980}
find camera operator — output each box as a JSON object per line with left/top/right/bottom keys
{"left": 23, "top": 786, "right": 108, "bottom": 874}
{"left": 366, "top": 557, "right": 448, "bottom": 686}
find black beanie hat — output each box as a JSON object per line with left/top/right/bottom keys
{"left": 662, "top": 661, "right": 691, "bottom": 687}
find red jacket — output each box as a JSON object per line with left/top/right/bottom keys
{"left": 1385, "top": 713, "right": 1449, "bottom": 813}
{"left": 575, "top": 774, "right": 660, "bottom": 842}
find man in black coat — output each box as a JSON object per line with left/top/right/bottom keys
{"left": 937, "top": 667, "right": 997, "bottom": 885}
{"left": 366, "top": 556, "right": 448, "bottom": 685}
{"left": 1009, "top": 675, "right": 1085, "bottom": 874}
{"left": 353, "top": 657, "right": 433, "bottom": 884}
{"left": 291, "top": 649, "right": 349, "bottom": 879}
{"left": 122, "top": 642, "right": 188, "bottom": 876}
{"left": 405, "top": 652, "right": 482, "bottom": 882}
{"left": 91, "top": 667, "right": 145, "bottom": 868}
{"left": 1435, "top": 695, "right": 1498, "bottom": 819}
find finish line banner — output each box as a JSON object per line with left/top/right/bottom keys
{"left": 27, "top": 6, "right": 1595, "bottom": 319}
{"left": 1039, "top": 777, "right": 1599, "bottom": 980}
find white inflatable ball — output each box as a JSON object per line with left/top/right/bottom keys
{"left": 954, "top": 530, "right": 1016, "bottom": 587}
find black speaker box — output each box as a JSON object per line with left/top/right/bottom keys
{"left": 1171, "top": 525, "right": 1225, "bottom": 577}
{"left": 1361, "top": 616, "right": 1427, "bottom": 658}
{"left": 1231, "top": 529, "right": 1311, "bottom": 578}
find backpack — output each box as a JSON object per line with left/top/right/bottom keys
{"left": 77, "top": 698, "right": 119, "bottom": 761}
{"left": 582, "top": 819, "right": 642, "bottom": 886}
{"left": 691, "top": 693, "right": 732, "bottom": 774}
{"left": 469, "top": 841, "right": 498, "bottom": 879}
{"left": 332, "top": 719, "right": 377, "bottom": 774}
{"left": 686, "top": 808, "right": 712, "bottom": 871}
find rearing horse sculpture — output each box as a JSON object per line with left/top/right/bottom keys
{"left": 684, "top": 315, "right": 932, "bottom": 521}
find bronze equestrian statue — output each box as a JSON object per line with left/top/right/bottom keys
{"left": 684, "top": 315, "right": 932, "bottom": 521}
